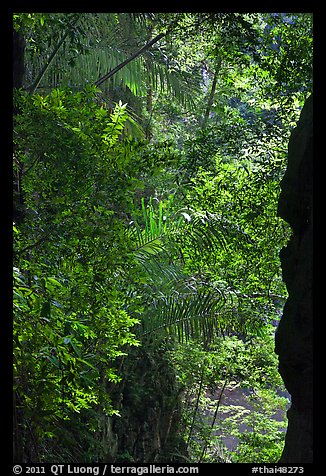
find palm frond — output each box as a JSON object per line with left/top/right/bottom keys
{"left": 24, "top": 13, "right": 200, "bottom": 113}
{"left": 175, "top": 209, "right": 254, "bottom": 260}
{"left": 142, "top": 281, "right": 227, "bottom": 343}
{"left": 183, "top": 210, "right": 229, "bottom": 253}
{"left": 124, "top": 198, "right": 254, "bottom": 342}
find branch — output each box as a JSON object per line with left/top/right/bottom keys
{"left": 94, "top": 18, "right": 180, "bottom": 87}
{"left": 29, "top": 16, "right": 81, "bottom": 94}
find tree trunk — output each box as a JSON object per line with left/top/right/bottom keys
{"left": 202, "top": 58, "right": 221, "bottom": 129}
{"left": 198, "top": 379, "right": 227, "bottom": 462}
{"left": 186, "top": 367, "right": 205, "bottom": 449}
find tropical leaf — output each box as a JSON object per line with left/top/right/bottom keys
{"left": 125, "top": 197, "right": 254, "bottom": 342}
{"left": 24, "top": 13, "right": 200, "bottom": 113}
{"left": 153, "top": 286, "right": 227, "bottom": 343}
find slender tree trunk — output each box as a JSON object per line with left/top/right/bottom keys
{"left": 29, "top": 16, "right": 81, "bottom": 94}
{"left": 145, "top": 51, "right": 153, "bottom": 118}
{"left": 144, "top": 64, "right": 154, "bottom": 140}
{"left": 186, "top": 366, "right": 205, "bottom": 449}
{"left": 198, "top": 379, "right": 228, "bottom": 463}
{"left": 202, "top": 58, "right": 221, "bottom": 129}
{"left": 29, "top": 29, "right": 70, "bottom": 94}
{"left": 146, "top": 83, "right": 153, "bottom": 133}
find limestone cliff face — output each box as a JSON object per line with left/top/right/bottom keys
{"left": 275, "top": 95, "right": 313, "bottom": 463}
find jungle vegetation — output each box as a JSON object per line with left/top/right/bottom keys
{"left": 13, "top": 12, "right": 313, "bottom": 463}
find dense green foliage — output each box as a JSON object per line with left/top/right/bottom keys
{"left": 13, "top": 12, "right": 312, "bottom": 463}
{"left": 171, "top": 332, "right": 289, "bottom": 463}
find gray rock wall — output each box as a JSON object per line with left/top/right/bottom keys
{"left": 275, "top": 95, "right": 313, "bottom": 463}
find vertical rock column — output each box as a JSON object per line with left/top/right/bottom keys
{"left": 275, "top": 95, "right": 313, "bottom": 463}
